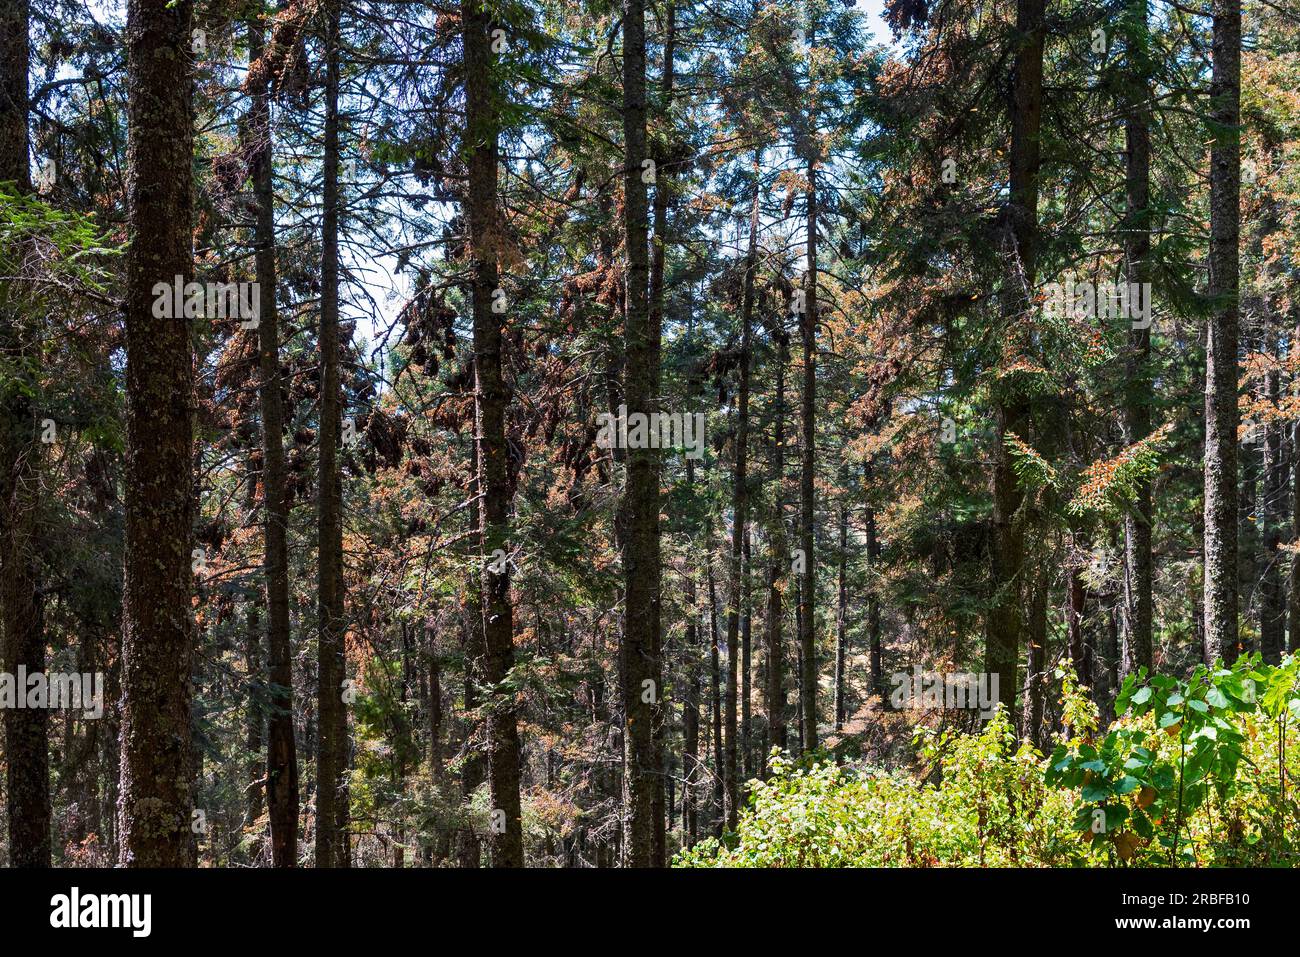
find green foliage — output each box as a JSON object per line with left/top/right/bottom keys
{"left": 1048, "top": 655, "right": 1300, "bottom": 865}
{"left": 0, "top": 184, "right": 119, "bottom": 287}
{"left": 1006, "top": 433, "right": 1058, "bottom": 492}
{"left": 1067, "top": 423, "right": 1175, "bottom": 518}
{"left": 677, "top": 658, "right": 1300, "bottom": 868}
{"left": 675, "top": 713, "right": 1079, "bottom": 867}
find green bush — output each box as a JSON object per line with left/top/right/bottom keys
{"left": 676, "top": 711, "right": 1079, "bottom": 867}
{"left": 1046, "top": 654, "right": 1300, "bottom": 866}
{"left": 676, "top": 655, "right": 1300, "bottom": 868}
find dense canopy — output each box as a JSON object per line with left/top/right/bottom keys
{"left": 1, "top": 0, "right": 1299, "bottom": 870}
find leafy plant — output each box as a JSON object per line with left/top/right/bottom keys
{"left": 1046, "top": 654, "right": 1298, "bottom": 865}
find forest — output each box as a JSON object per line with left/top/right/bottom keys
{"left": 1, "top": 0, "right": 1299, "bottom": 872}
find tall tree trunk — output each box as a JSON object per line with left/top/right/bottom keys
{"left": 1023, "top": 568, "right": 1048, "bottom": 749}
{"left": 798, "top": 42, "right": 819, "bottom": 753}
{"left": 682, "top": 563, "right": 700, "bottom": 847}
{"left": 456, "top": 448, "right": 486, "bottom": 869}
{"left": 68, "top": 627, "right": 104, "bottom": 858}
{"left": 618, "top": 0, "right": 661, "bottom": 866}
{"left": 117, "top": 0, "right": 196, "bottom": 867}
{"left": 707, "top": 555, "right": 723, "bottom": 838}
{"left": 456, "top": 591, "right": 486, "bottom": 868}
{"left": 1096, "top": 589, "right": 1120, "bottom": 722}
{"left": 764, "top": 330, "right": 789, "bottom": 764}
{"left": 315, "top": 0, "right": 350, "bottom": 868}
{"left": 102, "top": 626, "right": 122, "bottom": 861}
{"left": 834, "top": 502, "right": 848, "bottom": 731}
{"left": 1260, "top": 321, "right": 1285, "bottom": 664}
{"left": 1121, "top": 0, "right": 1154, "bottom": 677}
{"left": 1204, "top": 0, "right": 1241, "bottom": 663}
{"left": 741, "top": 529, "right": 752, "bottom": 779}
{"left": 463, "top": 0, "right": 524, "bottom": 867}
{"left": 681, "top": 400, "right": 701, "bottom": 845}
{"left": 794, "top": 577, "right": 805, "bottom": 746}
{"left": 1291, "top": 316, "right": 1300, "bottom": 651}
{"left": 866, "top": 503, "right": 884, "bottom": 700}
{"left": 646, "top": 1, "right": 675, "bottom": 864}
{"left": 1067, "top": 562, "right": 1088, "bottom": 680}
{"left": 244, "top": 587, "right": 263, "bottom": 826}
{"left": 985, "top": 0, "right": 1044, "bottom": 720}
{"left": 424, "top": 630, "right": 447, "bottom": 865}
{"left": 0, "top": 0, "right": 51, "bottom": 869}
{"left": 248, "top": 13, "right": 300, "bottom": 867}
{"left": 723, "top": 156, "right": 758, "bottom": 830}
{"left": 1239, "top": 427, "right": 1258, "bottom": 648}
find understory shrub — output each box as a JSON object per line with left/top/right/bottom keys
{"left": 676, "top": 655, "right": 1300, "bottom": 867}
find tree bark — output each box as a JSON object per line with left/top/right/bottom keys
{"left": 707, "top": 554, "right": 723, "bottom": 837}
{"left": 617, "top": 0, "right": 661, "bottom": 866}
{"left": 1067, "top": 563, "right": 1089, "bottom": 681}
{"left": 0, "top": 0, "right": 51, "bottom": 869}
{"left": 764, "top": 329, "right": 788, "bottom": 767}
{"left": 799, "top": 46, "right": 819, "bottom": 753}
{"left": 795, "top": 576, "right": 805, "bottom": 745}
{"left": 741, "top": 528, "right": 752, "bottom": 779}
{"left": 682, "top": 552, "right": 700, "bottom": 846}
{"left": 985, "top": 0, "right": 1044, "bottom": 720}
{"left": 1204, "top": 0, "right": 1241, "bottom": 663}
{"left": 117, "top": 0, "right": 196, "bottom": 867}
{"left": 723, "top": 157, "right": 758, "bottom": 830}
{"left": 423, "top": 629, "right": 447, "bottom": 864}
{"left": 315, "top": 0, "right": 350, "bottom": 867}
{"left": 866, "top": 503, "right": 884, "bottom": 700}
{"left": 248, "top": 13, "right": 300, "bottom": 867}
{"left": 1096, "top": 590, "right": 1120, "bottom": 722}
{"left": 1291, "top": 317, "right": 1300, "bottom": 651}
{"left": 1260, "top": 321, "right": 1285, "bottom": 664}
{"left": 1023, "top": 568, "right": 1048, "bottom": 749}
{"left": 834, "top": 502, "right": 848, "bottom": 731}
{"left": 243, "top": 536, "right": 265, "bottom": 832}
{"left": 1121, "top": 0, "right": 1154, "bottom": 677}
{"left": 456, "top": 592, "right": 486, "bottom": 868}
{"left": 646, "top": 1, "right": 675, "bottom": 864}
{"left": 463, "top": 0, "right": 524, "bottom": 867}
